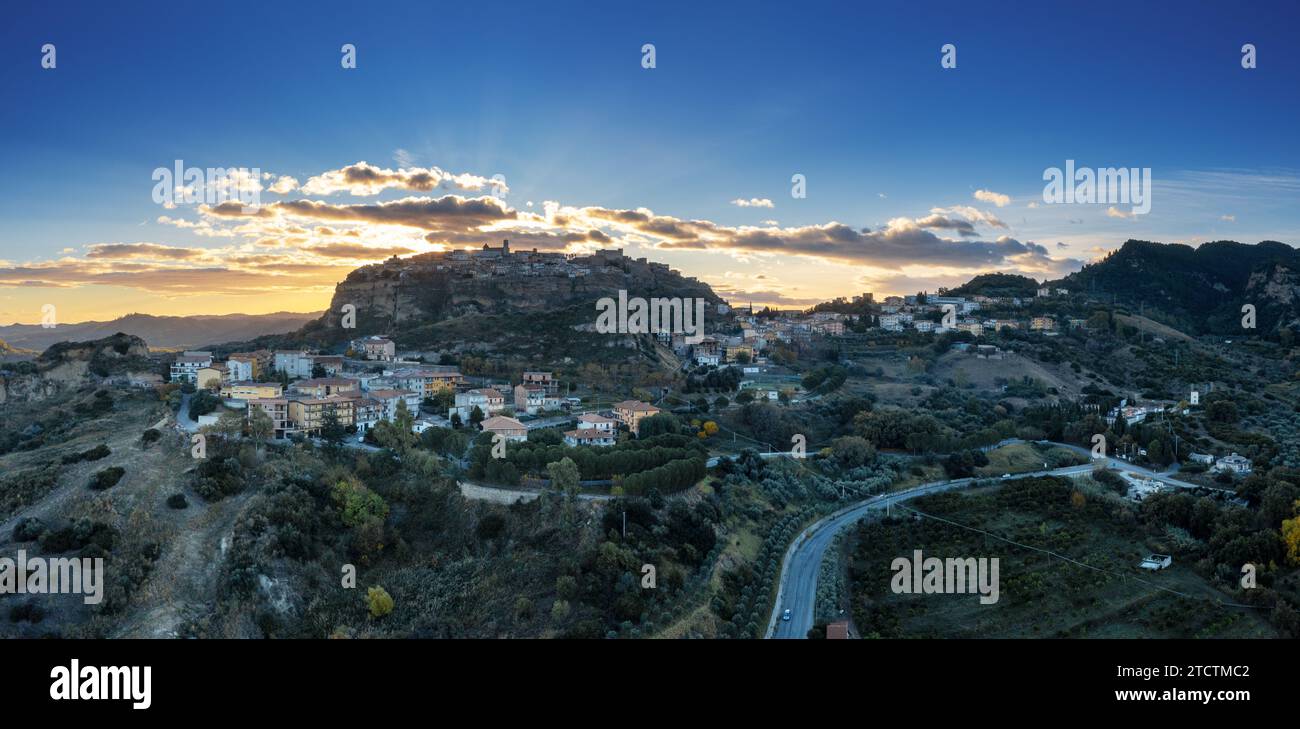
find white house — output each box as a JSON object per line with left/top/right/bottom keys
{"left": 1139, "top": 554, "right": 1172, "bottom": 571}
{"left": 694, "top": 352, "right": 721, "bottom": 366}
{"left": 170, "top": 351, "right": 212, "bottom": 383}
{"left": 274, "top": 350, "right": 315, "bottom": 379}
{"left": 450, "top": 388, "right": 506, "bottom": 420}
{"left": 564, "top": 428, "right": 616, "bottom": 447}
{"left": 225, "top": 356, "right": 256, "bottom": 383}
{"left": 1214, "top": 453, "right": 1252, "bottom": 475}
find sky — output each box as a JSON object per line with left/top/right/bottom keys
{"left": 1, "top": 0, "right": 1298, "bottom": 323}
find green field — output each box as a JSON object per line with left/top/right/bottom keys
{"left": 845, "top": 476, "right": 1276, "bottom": 638}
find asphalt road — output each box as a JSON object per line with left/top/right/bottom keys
{"left": 766, "top": 443, "right": 1211, "bottom": 639}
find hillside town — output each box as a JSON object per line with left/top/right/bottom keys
{"left": 168, "top": 336, "right": 669, "bottom": 447}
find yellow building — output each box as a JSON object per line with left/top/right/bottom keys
{"left": 288, "top": 395, "right": 356, "bottom": 434}
{"left": 289, "top": 377, "right": 359, "bottom": 399}
{"left": 196, "top": 365, "right": 227, "bottom": 389}
{"left": 221, "top": 382, "right": 284, "bottom": 400}
{"left": 613, "top": 400, "right": 661, "bottom": 436}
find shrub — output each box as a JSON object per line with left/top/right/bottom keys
{"left": 8, "top": 602, "right": 44, "bottom": 624}
{"left": 367, "top": 586, "right": 394, "bottom": 618}
{"left": 62, "top": 443, "right": 111, "bottom": 464}
{"left": 88, "top": 466, "right": 125, "bottom": 491}
{"left": 141, "top": 429, "right": 162, "bottom": 446}
{"left": 12, "top": 517, "right": 46, "bottom": 542}
{"left": 192, "top": 457, "right": 244, "bottom": 501}
{"left": 38, "top": 519, "right": 116, "bottom": 554}
{"left": 166, "top": 493, "right": 189, "bottom": 509}
{"left": 332, "top": 478, "right": 388, "bottom": 528}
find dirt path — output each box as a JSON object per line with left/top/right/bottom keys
{"left": 112, "top": 490, "right": 254, "bottom": 638}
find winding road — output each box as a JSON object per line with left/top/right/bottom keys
{"left": 766, "top": 442, "right": 1212, "bottom": 639}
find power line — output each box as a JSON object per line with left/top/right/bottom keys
{"left": 895, "top": 504, "right": 1261, "bottom": 611}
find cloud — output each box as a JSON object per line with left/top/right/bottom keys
{"left": 268, "top": 175, "right": 299, "bottom": 194}
{"left": 731, "top": 197, "right": 774, "bottom": 208}
{"left": 301, "top": 161, "right": 504, "bottom": 196}
{"left": 1220, "top": 214, "right": 1236, "bottom": 222}
{"left": 7, "top": 159, "right": 1092, "bottom": 307}
{"left": 912, "top": 214, "right": 977, "bottom": 237}
{"left": 929, "top": 205, "right": 1007, "bottom": 229}
{"left": 208, "top": 195, "right": 520, "bottom": 230}
{"left": 310, "top": 243, "right": 415, "bottom": 259}
{"left": 1106, "top": 206, "right": 1135, "bottom": 219}
{"left": 974, "top": 189, "right": 1011, "bottom": 207}
{"left": 85, "top": 243, "right": 211, "bottom": 260}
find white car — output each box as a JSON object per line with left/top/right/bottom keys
{"left": 782, "top": 609, "right": 791, "bottom": 622}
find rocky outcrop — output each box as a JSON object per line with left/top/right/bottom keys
{"left": 301, "top": 248, "right": 723, "bottom": 345}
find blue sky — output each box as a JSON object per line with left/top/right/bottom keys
{"left": 1, "top": 0, "right": 1298, "bottom": 321}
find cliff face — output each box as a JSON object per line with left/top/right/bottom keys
{"left": 301, "top": 248, "right": 723, "bottom": 345}
{"left": 1245, "top": 262, "right": 1300, "bottom": 333}
{"left": 37, "top": 333, "right": 153, "bottom": 383}
{"left": 1, "top": 333, "right": 155, "bottom": 404}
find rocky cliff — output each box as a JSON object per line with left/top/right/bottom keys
{"left": 1, "top": 333, "right": 156, "bottom": 404}
{"left": 294, "top": 248, "right": 724, "bottom": 356}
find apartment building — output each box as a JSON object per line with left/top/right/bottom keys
{"left": 220, "top": 382, "right": 284, "bottom": 401}
{"left": 613, "top": 400, "right": 661, "bottom": 436}
{"left": 288, "top": 395, "right": 356, "bottom": 435}
{"left": 228, "top": 349, "right": 273, "bottom": 378}
{"left": 311, "top": 355, "right": 344, "bottom": 376}
{"left": 247, "top": 398, "right": 292, "bottom": 438}
{"left": 274, "top": 350, "right": 316, "bottom": 379}
{"left": 366, "top": 388, "right": 423, "bottom": 420}
{"left": 289, "top": 377, "right": 359, "bottom": 399}
{"left": 353, "top": 335, "right": 396, "bottom": 362}
{"left": 522, "top": 370, "right": 557, "bottom": 393}
{"left": 388, "top": 367, "right": 465, "bottom": 398}
{"left": 348, "top": 396, "right": 383, "bottom": 433}
{"left": 170, "top": 351, "right": 212, "bottom": 383}
{"left": 226, "top": 355, "right": 257, "bottom": 382}
{"left": 513, "top": 384, "right": 546, "bottom": 415}
{"left": 450, "top": 388, "right": 506, "bottom": 420}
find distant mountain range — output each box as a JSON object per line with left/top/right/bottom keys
{"left": 0, "top": 312, "right": 320, "bottom": 353}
